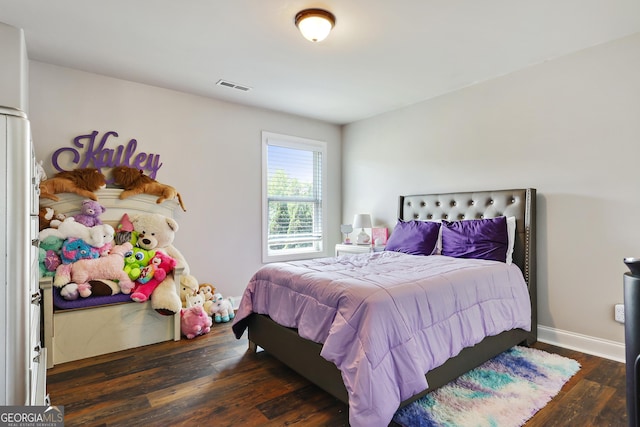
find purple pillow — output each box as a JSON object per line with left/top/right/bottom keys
{"left": 441, "top": 216, "right": 508, "bottom": 262}
{"left": 384, "top": 220, "right": 441, "bottom": 256}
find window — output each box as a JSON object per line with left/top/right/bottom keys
{"left": 262, "top": 132, "right": 327, "bottom": 262}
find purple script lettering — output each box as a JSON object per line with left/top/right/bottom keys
{"left": 51, "top": 130, "right": 163, "bottom": 179}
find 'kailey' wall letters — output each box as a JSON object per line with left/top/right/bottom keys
{"left": 51, "top": 130, "right": 163, "bottom": 179}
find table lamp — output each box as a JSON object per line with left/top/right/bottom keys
{"left": 353, "top": 214, "right": 372, "bottom": 245}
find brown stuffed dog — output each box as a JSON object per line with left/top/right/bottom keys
{"left": 39, "top": 168, "right": 107, "bottom": 201}
{"left": 38, "top": 206, "right": 66, "bottom": 231}
{"left": 112, "top": 166, "right": 186, "bottom": 212}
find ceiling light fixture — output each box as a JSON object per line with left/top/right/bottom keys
{"left": 295, "top": 8, "right": 335, "bottom": 43}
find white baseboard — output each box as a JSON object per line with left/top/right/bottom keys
{"left": 537, "top": 325, "right": 625, "bottom": 363}
{"left": 231, "top": 295, "right": 242, "bottom": 310}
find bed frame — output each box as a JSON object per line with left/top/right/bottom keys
{"left": 244, "top": 188, "right": 537, "bottom": 407}
{"left": 38, "top": 188, "right": 183, "bottom": 368}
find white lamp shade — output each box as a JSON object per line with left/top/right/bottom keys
{"left": 299, "top": 17, "right": 332, "bottom": 42}
{"left": 295, "top": 9, "right": 335, "bottom": 42}
{"left": 353, "top": 214, "right": 372, "bottom": 229}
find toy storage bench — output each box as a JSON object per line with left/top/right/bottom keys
{"left": 39, "top": 189, "right": 183, "bottom": 368}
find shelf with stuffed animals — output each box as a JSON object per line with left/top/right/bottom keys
{"left": 37, "top": 166, "right": 191, "bottom": 368}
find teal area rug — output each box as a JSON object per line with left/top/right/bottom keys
{"left": 393, "top": 346, "right": 580, "bottom": 427}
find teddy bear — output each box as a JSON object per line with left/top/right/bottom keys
{"left": 123, "top": 246, "right": 155, "bottom": 280}
{"left": 39, "top": 217, "right": 115, "bottom": 248}
{"left": 208, "top": 293, "right": 235, "bottom": 323}
{"left": 73, "top": 199, "right": 106, "bottom": 227}
{"left": 180, "top": 274, "right": 199, "bottom": 308}
{"left": 130, "top": 251, "right": 177, "bottom": 303}
{"left": 53, "top": 242, "right": 135, "bottom": 297}
{"left": 129, "top": 213, "right": 190, "bottom": 315}
{"left": 180, "top": 305, "right": 212, "bottom": 339}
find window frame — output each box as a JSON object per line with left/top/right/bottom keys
{"left": 261, "top": 131, "right": 328, "bottom": 263}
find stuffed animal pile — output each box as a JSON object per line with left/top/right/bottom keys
{"left": 54, "top": 242, "right": 134, "bottom": 298}
{"left": 38, "top": 201, "right": 112, "bottom": 298}
{"left": 39, "top": 207, "right": 190, "bottom": 315}
{"left": 178, "top": 284, "right": 234, "bottom": 339}
{"left": 37, "top": 165, "right": 234, "bottom": 341}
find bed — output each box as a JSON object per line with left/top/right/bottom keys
{"left": 38, "top": 188, "right": 183, "bottom": 368}
{"left": 232, "top": 188, "right": 536, "bottom": 427}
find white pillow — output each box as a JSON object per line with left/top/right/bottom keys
{"left": 434, "top": 221, "right": 443, "bottom": 255}
{"left": 429, "top": 216, "right": 515, "bottom": 264}
{"left": 506, "top": 216, "right": 516, "bottom": 265}
{"left": 425, "top": 219, "right": 442, "bottom": 255}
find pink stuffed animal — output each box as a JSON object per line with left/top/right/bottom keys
{"left": 53, "top": 242, "right": 135, "bottom": 296}
{"left": 73, "top": 199, "right": 106, "bottom": 227}
{"left": 130, "top": 251, "right": 177, "bottom": 303}
{"left": 180, "top": 306, "right": 212, "bottom": 339}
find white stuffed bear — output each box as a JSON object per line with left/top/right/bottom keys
{"left": 39, "top": 217, "right": 114, "bottom": 248}
{"left": 130, "top": 213, "right": 190, "bottom": 315}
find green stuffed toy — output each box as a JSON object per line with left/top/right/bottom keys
{"left": 123, "top": 246, "right": 155, "bottom": 281}
{"left": 38, "top": 235, "right": 65, "bottom": 278}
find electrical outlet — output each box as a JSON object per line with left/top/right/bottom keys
{"left": 615, "top": 304, "right": 625, "bottom": 323}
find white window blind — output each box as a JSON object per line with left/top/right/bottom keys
{"left": 262, "top": 132, "right": 326, "bottom": 262}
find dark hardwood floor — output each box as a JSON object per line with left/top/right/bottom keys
{"left": 46, "top": 321, "right": 627, "bottom": 426}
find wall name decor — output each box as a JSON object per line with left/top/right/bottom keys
{"left": 51, "top": 130, "right": 163, "bottom": 179}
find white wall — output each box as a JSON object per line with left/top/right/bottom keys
{"left": 29, "top": 61, "right": 342, "bottom": 299}
{"left": 343, "top": 33, "right": 640, "bottom": 352}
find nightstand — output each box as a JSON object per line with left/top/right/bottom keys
{"left": 335, "top": 244, "right": 384, "bottom": 256}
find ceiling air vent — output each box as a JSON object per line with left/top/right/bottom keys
{"left": 216, "top": 79, "right": 252, "bottom": 92}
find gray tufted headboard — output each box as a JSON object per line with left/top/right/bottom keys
{"left": 399, "top": 188, "right": 537, "bottom": 333}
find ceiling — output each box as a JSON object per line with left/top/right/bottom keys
{"left": 1, "top": 1, "right": 639, "bottom": 125}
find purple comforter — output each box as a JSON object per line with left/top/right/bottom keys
{"left": 232, "top": 251, "right": 531, "bottom": 427}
